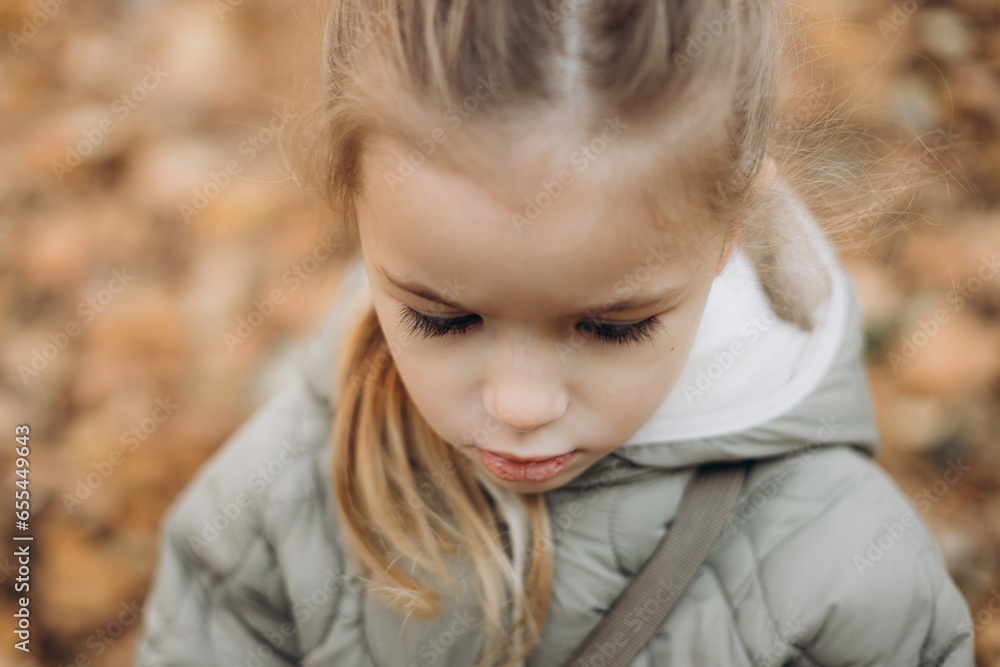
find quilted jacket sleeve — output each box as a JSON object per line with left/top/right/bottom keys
{"left": 743, "top": 447, "right": 975, "bottom": 667}
{"left": 135, "top": 384, "right": 319, "bottom": 666}
{"left": 800, "top": 463, "right": 975, "bottom": 667}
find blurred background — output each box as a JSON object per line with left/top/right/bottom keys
{"left": 1, "top": 0, "right": 999, "bottom": 665}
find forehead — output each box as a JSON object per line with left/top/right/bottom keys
{"left": 357, "top": 134, "right": 719, "bottom": 316}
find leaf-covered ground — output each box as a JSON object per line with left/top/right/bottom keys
{"left": 1, "top": 0, "right": 998, "bottom": 665}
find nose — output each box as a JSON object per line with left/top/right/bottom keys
{"left": 483, "top": 382, "right": 569, "bottom": 433}
{"left": 482, "top": 354, "right": 569, "bottom": 433}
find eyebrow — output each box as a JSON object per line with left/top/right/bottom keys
{"left": 376, "top": 263, "right": 689, "bottom": 316}
{"left": 377, "top": 264, "right": 461, "bottom": 306}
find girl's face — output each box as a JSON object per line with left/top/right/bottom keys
{"left": 357, "top": 135, "right": 735, "bottom": 493}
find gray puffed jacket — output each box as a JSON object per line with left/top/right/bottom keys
{"left": 135, "top": 194, "right": 974, "bottom": 666}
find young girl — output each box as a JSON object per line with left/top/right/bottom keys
{"left": 136, "top": 1, "right": 975, "bottom": 665}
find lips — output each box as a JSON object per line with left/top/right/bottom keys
{"left": 476, "top": 448, "right": 577, "bottom": 483}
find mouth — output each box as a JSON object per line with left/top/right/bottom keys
{"left": 476, "top": 448, "right": 577, "bottom": 483}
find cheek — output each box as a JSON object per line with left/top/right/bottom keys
{"left": 578, "top": 355, "right": 678, "bottom": 432}
{"left": 577, "top": 300, "right": 709, "bottom": 429}
{"left": 391, "top": 352, "right": 470, "bottom": 442}
{"left": 371, "top": 302, "right": 480, "bottom": 444}
{"left": 393, "top": 353, "right": 460, "bottom": 403}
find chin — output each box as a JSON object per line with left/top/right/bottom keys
{"left": 489, "top": 476, "right": 566, "bottom": 493}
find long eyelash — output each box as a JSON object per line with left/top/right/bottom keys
{"left": 395, "top": 303, "right": 666, "bottom": 347}
{"left": 576, "top": 317, "right": 666, "bottom": 348}
{"left": 396, "top": 304, "right": 481, "bottom": 339}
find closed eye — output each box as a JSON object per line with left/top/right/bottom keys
{"left": 576, "top": 316, "right": 665, "bottom": 348}
{"left": 395, "top": 304, "right": 666, "bottom": 348}
{"left": 396, "top": 305, "right": 482, "bottom": 338}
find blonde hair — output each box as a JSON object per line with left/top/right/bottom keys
{"left": 291, "top": 1, "right": 933, "bottom": 665}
